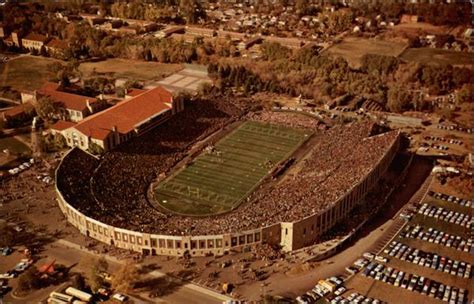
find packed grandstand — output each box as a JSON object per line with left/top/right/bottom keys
{"left": 56, "top": 98, "right": 400, "bottom": 240}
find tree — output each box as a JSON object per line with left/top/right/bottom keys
{"left": 35, "top": 96, "right": 60, "bottom": 121}
{"left": 71, "top": 273, "right": 86, "bottom": 291}
{"left": 456, "top": 84, "right": 472, "bottom": 105}
{"left": 112, "top": 261, "right": 139, "bottom": 293}
{"left": 90, "top": 257, "right": 109, "bottom": 291}
{"left": 88, "top": 141, "right": 105, "bottom": 155}
{"left": 0, "top": 221, "right": 14, "bottom": 247}
{"left": 387, "top": 86, "right": 412, "bottom": 113}
{"left": 17, "top": 267, "right": 42, "bottom": 292}
{"left": 42, "top": 133, "right": 67, "bottom": 152}
{"left": 179, "top": 0, "right": 205, "bottom": 24}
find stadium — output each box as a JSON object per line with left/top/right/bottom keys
{"left": 55, "top": 97, "right": 401, "bottom": 257}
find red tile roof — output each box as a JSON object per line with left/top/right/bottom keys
{"left": 22, "top": 33, "right": 49, "bottom": 43}
{"left": 37, "top": 82, "right": 98, "bottom": 112}
{"left": 2, "top": 103, "right": 34, "bottom": 118}
{"left": 51, "top": 120, "right": 76, "bottom": 131}
{"left": 46, "top": 38, "right": 68, "bottom": 50}
{"left": 74, "top": 86, "right": 173, "bottom": 141}
{"left": 40, "top": 82, "right": 61, "bottom": 92}
{"left": 126, "top": 89, "right": 146, "bottom": 97}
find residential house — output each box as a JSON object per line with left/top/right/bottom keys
{"left": 22, "top": 33, "right": 49, "bottom": 52}
{"left": 45, "top": 38, "right": 68, "bottom": 57}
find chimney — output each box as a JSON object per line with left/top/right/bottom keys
{"left": 112, "top": 125, "right": 117, "bottom": 132}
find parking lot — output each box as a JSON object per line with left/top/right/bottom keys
{"left": 341, "top": 185, "right": 473, "bottom": 303}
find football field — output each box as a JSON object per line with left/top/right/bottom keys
{"left": 153, "top": 121, "right": 311, "bottom": 216}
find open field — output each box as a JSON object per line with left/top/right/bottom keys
{"left": 325, "top": 37, "right": 407, "bottom": 68}
{"left": 400, "top": 48, "right": 472, "bottom": 66}
{"left": 78, "top": 58, "right": 183, "bottom": 81}
{"left": 0, "top": 136, "right": 30, "bottom": 155}
{"left": 154, "top": 121, "right": 311, "bottom": 216}
{"left": 0, "top": 136, "right": 30, "bottom": 168}
{"left": 0, "top": 56, "right": 61, "bottom": 91}
{"left": 391, "top": 22, "right": 452, "bottom": 36}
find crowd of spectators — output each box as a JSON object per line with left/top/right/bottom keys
{"left": 56, "top": 105, "right": 399, "bottom": 236}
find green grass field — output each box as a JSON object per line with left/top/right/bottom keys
{"left": 0, "top": 56, "right": 61, "bottom": 91}
{"left": 154, "top": 121, "right": 311, "bottom": 216}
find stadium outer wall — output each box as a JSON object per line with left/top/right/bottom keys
{"left": 55, "top": 133, "right": 400, "bottom": 257}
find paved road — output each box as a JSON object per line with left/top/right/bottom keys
{"left": 45, "top": 241, "right": 226, "bottom": 304}
{"left": 2, "top": 240, "right": 227, "bottom": 304}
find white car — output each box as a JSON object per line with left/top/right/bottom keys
{"left": 112, "top": 293, "right": 128, "bottom": 302}
{"left": 363, "top": 252, "right": 375, "bottom": 260}
{"left": 334, "top": 286, "right": 346, "bottom": 296}
{"left": 0, "top": 272, "right": 16, "bottom": 279}
{"left": 375, "top": 256, "right": 388, "bottom": 263}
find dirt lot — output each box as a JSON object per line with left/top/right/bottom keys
{"left": 0, "top": 55, "right": 61, "bottom": 91}
{"left": 325, "top": 37, "right": 407, "bottom": 68}
{"left": 390, "top": 22, "right": 452, "bottom": 36}
{"left": 78, "top": 59, "right": 182, "bottom": 82}
{"left": 400, "top": 48, "right": 472, "bottom": 67}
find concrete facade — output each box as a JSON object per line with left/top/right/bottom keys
{"left": 56, "top": 133, "right": 400, "bottom": 256}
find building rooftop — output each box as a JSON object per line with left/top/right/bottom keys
{"left": 2, "top": 102, "right": 34, "bottom": 118}
{"left": 22, "top": 33, "right": 49, "bottom": 43}
{"left": 46, "top": 38, "right": 68, "bottom": 50}
{"left": 37, "top": 82, "right": 98, "bottom": 112}
{"left": 51, "top": 120, "right": 76, "bottom": 131}
{"left": 73, "top": 86, "right": 173, "bottom": 140}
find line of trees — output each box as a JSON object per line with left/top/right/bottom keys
{"left": 209, "top": 49, "right": 471, "bottom": 113}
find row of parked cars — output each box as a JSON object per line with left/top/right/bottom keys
{"left": 7, "top": 158, "right": 35, "bottom": 175}
{"left": 0, "top": 247, "right": 13, "bottom": 256}
{"left": 418, "top": 204, "right": 471, "bottom": 228}
{"left": 420, "top": 142, "right": 450, "bottom": 151}
{"left": 331, "top": 292, "right": 384, "bottom": 304}
{"left": 0, "top": 279, "right": 11, "bottom": 296}
{"left": 437, "top": 124, "right": 473, "bottom": 134}
{"left": 0, "top": 258, "right": 34, "bottom": 279}
{"left": 362, "top": 261, "right": 467, "bottom": 303}
{"left": 296, "top": 276, "right": 345, "bottom": 304}
{"left": 399, "top": 225, "right": 473, "bottom": 253}
{"left": 384, "top": 241, "right": 471, "bottom": 279}
{"left": 428, "top": 191, "right": 473, "bottom": 208}
{"left": 424, "top": 136, "right": 463, "bottom": 146}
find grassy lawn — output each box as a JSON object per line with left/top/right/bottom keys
{"left": 0, "top": 136, "right": 31, "bottom": 168}
{"left": 0, "top": 56, "right": 61, "bottom": 91}
{"left": 154, "top": 121, "right": 311, "bottom": 216}
{"left": 400, "top": 48, "right": 472, "bottom": 67}
{"left": 78, "top": 59, "right": 183, "bottom": 81}
{"left": 325, "top": 37, "right": 407, "bottom": 68}
{"left": 0, "top": 136, "right": 30, "bottom": 154}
